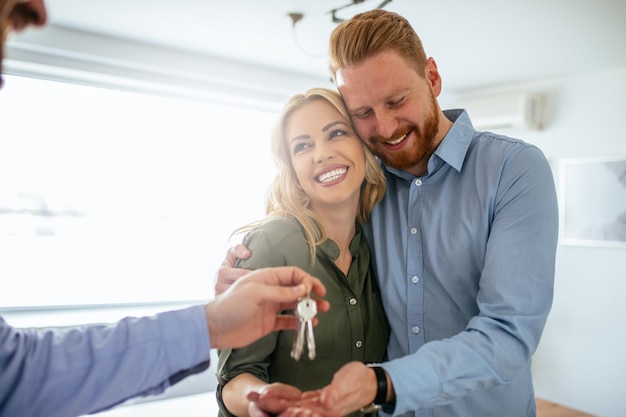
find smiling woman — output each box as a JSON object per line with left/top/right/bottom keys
{"left": 0, "top": 74, "right": 276, "bottom": 311}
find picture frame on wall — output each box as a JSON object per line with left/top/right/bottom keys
{"left": 559, "top": 156, "right": 626, "bottom": 247}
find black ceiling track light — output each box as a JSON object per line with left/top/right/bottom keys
{"left": 287, "top": 0, "right": 393, "bottom": 58}
{"left": 329, "top": 0, "right": 393, "bottom": 24}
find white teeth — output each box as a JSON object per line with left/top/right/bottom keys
{"left": 317, "top": 167, "right": 347, "bottom": 183}
{"left": 387, "top": 133, "right": 407, "bottom": 145}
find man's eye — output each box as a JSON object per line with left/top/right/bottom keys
{"left": 389, "top": 96, "right": 405, "bottom": 106}
{"left": 353, "top": 110, "right": 372, "bottom": 119}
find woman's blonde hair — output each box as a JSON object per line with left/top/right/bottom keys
{"left": 328, "top": 9, "right": 427, "bottom": 82}
{"left": 232, "top": 87, "right": 386, "bottom": 260}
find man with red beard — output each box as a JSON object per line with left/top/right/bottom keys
{"left": 217, "top": 9, "right": 559, "bottom": 417}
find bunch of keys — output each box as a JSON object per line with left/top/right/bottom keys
{"left": 290, "top": 293, "right": 317, "bottom": 361}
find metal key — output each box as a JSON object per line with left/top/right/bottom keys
{"left": 290, "top": 294, "right": 317, "bottom": 361}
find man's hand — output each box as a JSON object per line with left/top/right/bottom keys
{"left": 316, "top": 362, "right": 380, "bottom": 417}
{"left": 206, "top": 266, "right": 329, "bottom": 349}
{"left": 214, "top": 244, "right": 252, "bottom": 295}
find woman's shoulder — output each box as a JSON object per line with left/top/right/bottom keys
{"left": 246, "top": 216, "right": 302, "bottom": 239}
{"left": 241, "top": 215, "right": 306, "bottom": 252}
{"left": 237, "top": 216, "right": 310, "bottom": 269}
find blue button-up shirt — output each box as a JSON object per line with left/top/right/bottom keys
{"left": 0, "top": 305, "right": 211, "bottom": 417}
{"left": 366, "top": 110, "right": 559, "bottom": 417}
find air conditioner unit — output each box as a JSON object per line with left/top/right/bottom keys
{"left": 450, "top": 91, "right": 545, "bottom": 131}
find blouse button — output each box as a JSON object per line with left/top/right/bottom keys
{"left": 415, "top": 179, "right": 422, "bottom": 186}
{"left": 349, "top": 298, "right": 357, "bottom": 306}
{"left": 412, "top": 326, "right": 420, "bottom": 334}
{"left": 355, "top": 340, "right": 363, "bottom": 348}
{"left": 412, "top": 276, "right": 419, "bottom": 284}
{"left": 410, "top": 227, "right": 418, "bottom": 235}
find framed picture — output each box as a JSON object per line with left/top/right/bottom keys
{"left": 559, "top": 156, "right": 626, "bottom": 247}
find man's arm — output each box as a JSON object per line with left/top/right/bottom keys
{"left": 0, "top": 306, "right": 212, "bottom": 417}
{"left": 1, "top": 266, "right": 328, "bottom": 417}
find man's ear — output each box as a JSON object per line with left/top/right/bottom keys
{"left": 424, "top": 57, "right": 442, "bottom": 97}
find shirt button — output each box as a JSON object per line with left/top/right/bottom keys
{"left": 410, "top": 227, "right": 418, "bottom": 235}
{"left": 349, "top": 298, "right": 357, "bottom": 306}
{"left": 355, "top": 340, "right": 363, "bottom": 348}
{"left": 415, "top": 179, "right": 422, "bottom": 186}
{"left": 412, "top": 326, "right": 420, "bottom": 334}
{"left": 412, "top": 276, "right": 419, "bottom": 284}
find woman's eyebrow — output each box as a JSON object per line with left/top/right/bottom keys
{"left": 322, "top": 120, "right": 348, "bottom": 132}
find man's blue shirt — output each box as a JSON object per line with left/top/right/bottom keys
{"left": 0, "top": 305, "right": 211, "bottom": 417}
{"left": 366, "top": 110, "right": 559, "bottom": 417}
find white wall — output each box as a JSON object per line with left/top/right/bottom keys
{"left": 536, "top": 67, "right": 625, "bottom": 417}
{"left": 466, "top": 66, "right": 626, "bottom": 417}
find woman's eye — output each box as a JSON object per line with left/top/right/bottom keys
{"left": 292, "top": 142, "right": 310, "bottom": 154}
{"left": 329, "top": 129, "right": 348, "bottom": 139}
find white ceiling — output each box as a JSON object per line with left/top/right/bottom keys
{"left": 40, "top": 0, "right": 626, "bottom": 92}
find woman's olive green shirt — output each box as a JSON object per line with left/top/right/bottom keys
{"left": 216, "top": 216, "right": 389, "bottom": 417}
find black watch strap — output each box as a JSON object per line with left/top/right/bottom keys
{"left": 370, "top": 364, "right": 388, "bottom": 404}
{"left": 360, "top": 363, "right": 390, "bottom": 413}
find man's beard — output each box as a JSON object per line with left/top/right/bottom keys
{"left": 368, "top": 93, "right": 440, "bottom": 172}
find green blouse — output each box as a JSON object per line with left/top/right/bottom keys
{"left": 216, "top": 216, "right": 389, "bottom": 417}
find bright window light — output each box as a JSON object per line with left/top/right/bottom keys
{"left": 0, "top": 75, "right": 278, "bottom": 309}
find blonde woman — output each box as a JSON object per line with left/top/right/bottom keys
{"left": 216, "top": 88, "right": 389, "bottom": 417}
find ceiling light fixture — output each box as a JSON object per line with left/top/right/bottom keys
{"left": 287, "top": 0, "right": 392, "bottom": 58}
{"left": 287, "top": 12, "right": 327, "bottom": 58}
{"left": 329, "top": 0, "right": 393, "bottom": 23}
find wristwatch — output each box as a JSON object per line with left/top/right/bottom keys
{"left": 360, "top": 364, "right": 395, "bottom": 414}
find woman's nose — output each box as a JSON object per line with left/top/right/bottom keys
{"left": 313, "top": 141, "right": 334, "bottom": 163}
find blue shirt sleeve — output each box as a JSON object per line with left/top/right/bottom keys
{"left": 0, "top": 304, "right": 211, "bottom": 417}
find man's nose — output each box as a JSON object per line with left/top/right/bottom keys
{"left": 15, "top": 0, "right": 48, "bottom": 29}
{"left": 375, "top": 109, "right": 398, "bottom": 140}
{"left": 32, "top": 0, "right": 48, "bottom": 26}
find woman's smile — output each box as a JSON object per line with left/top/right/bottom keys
{"left": 315, "top": 166, "right": 349, "bottom": 185}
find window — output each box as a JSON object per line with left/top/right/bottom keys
{"left": 0, "top": 75, "right": 278, "bottom": 312}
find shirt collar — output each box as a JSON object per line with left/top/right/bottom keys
{"left": 318, "top": 223, "right": 363, "bottom": 261}
{"left": 434, "top": 109, "right": 474, "bottom": 173}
